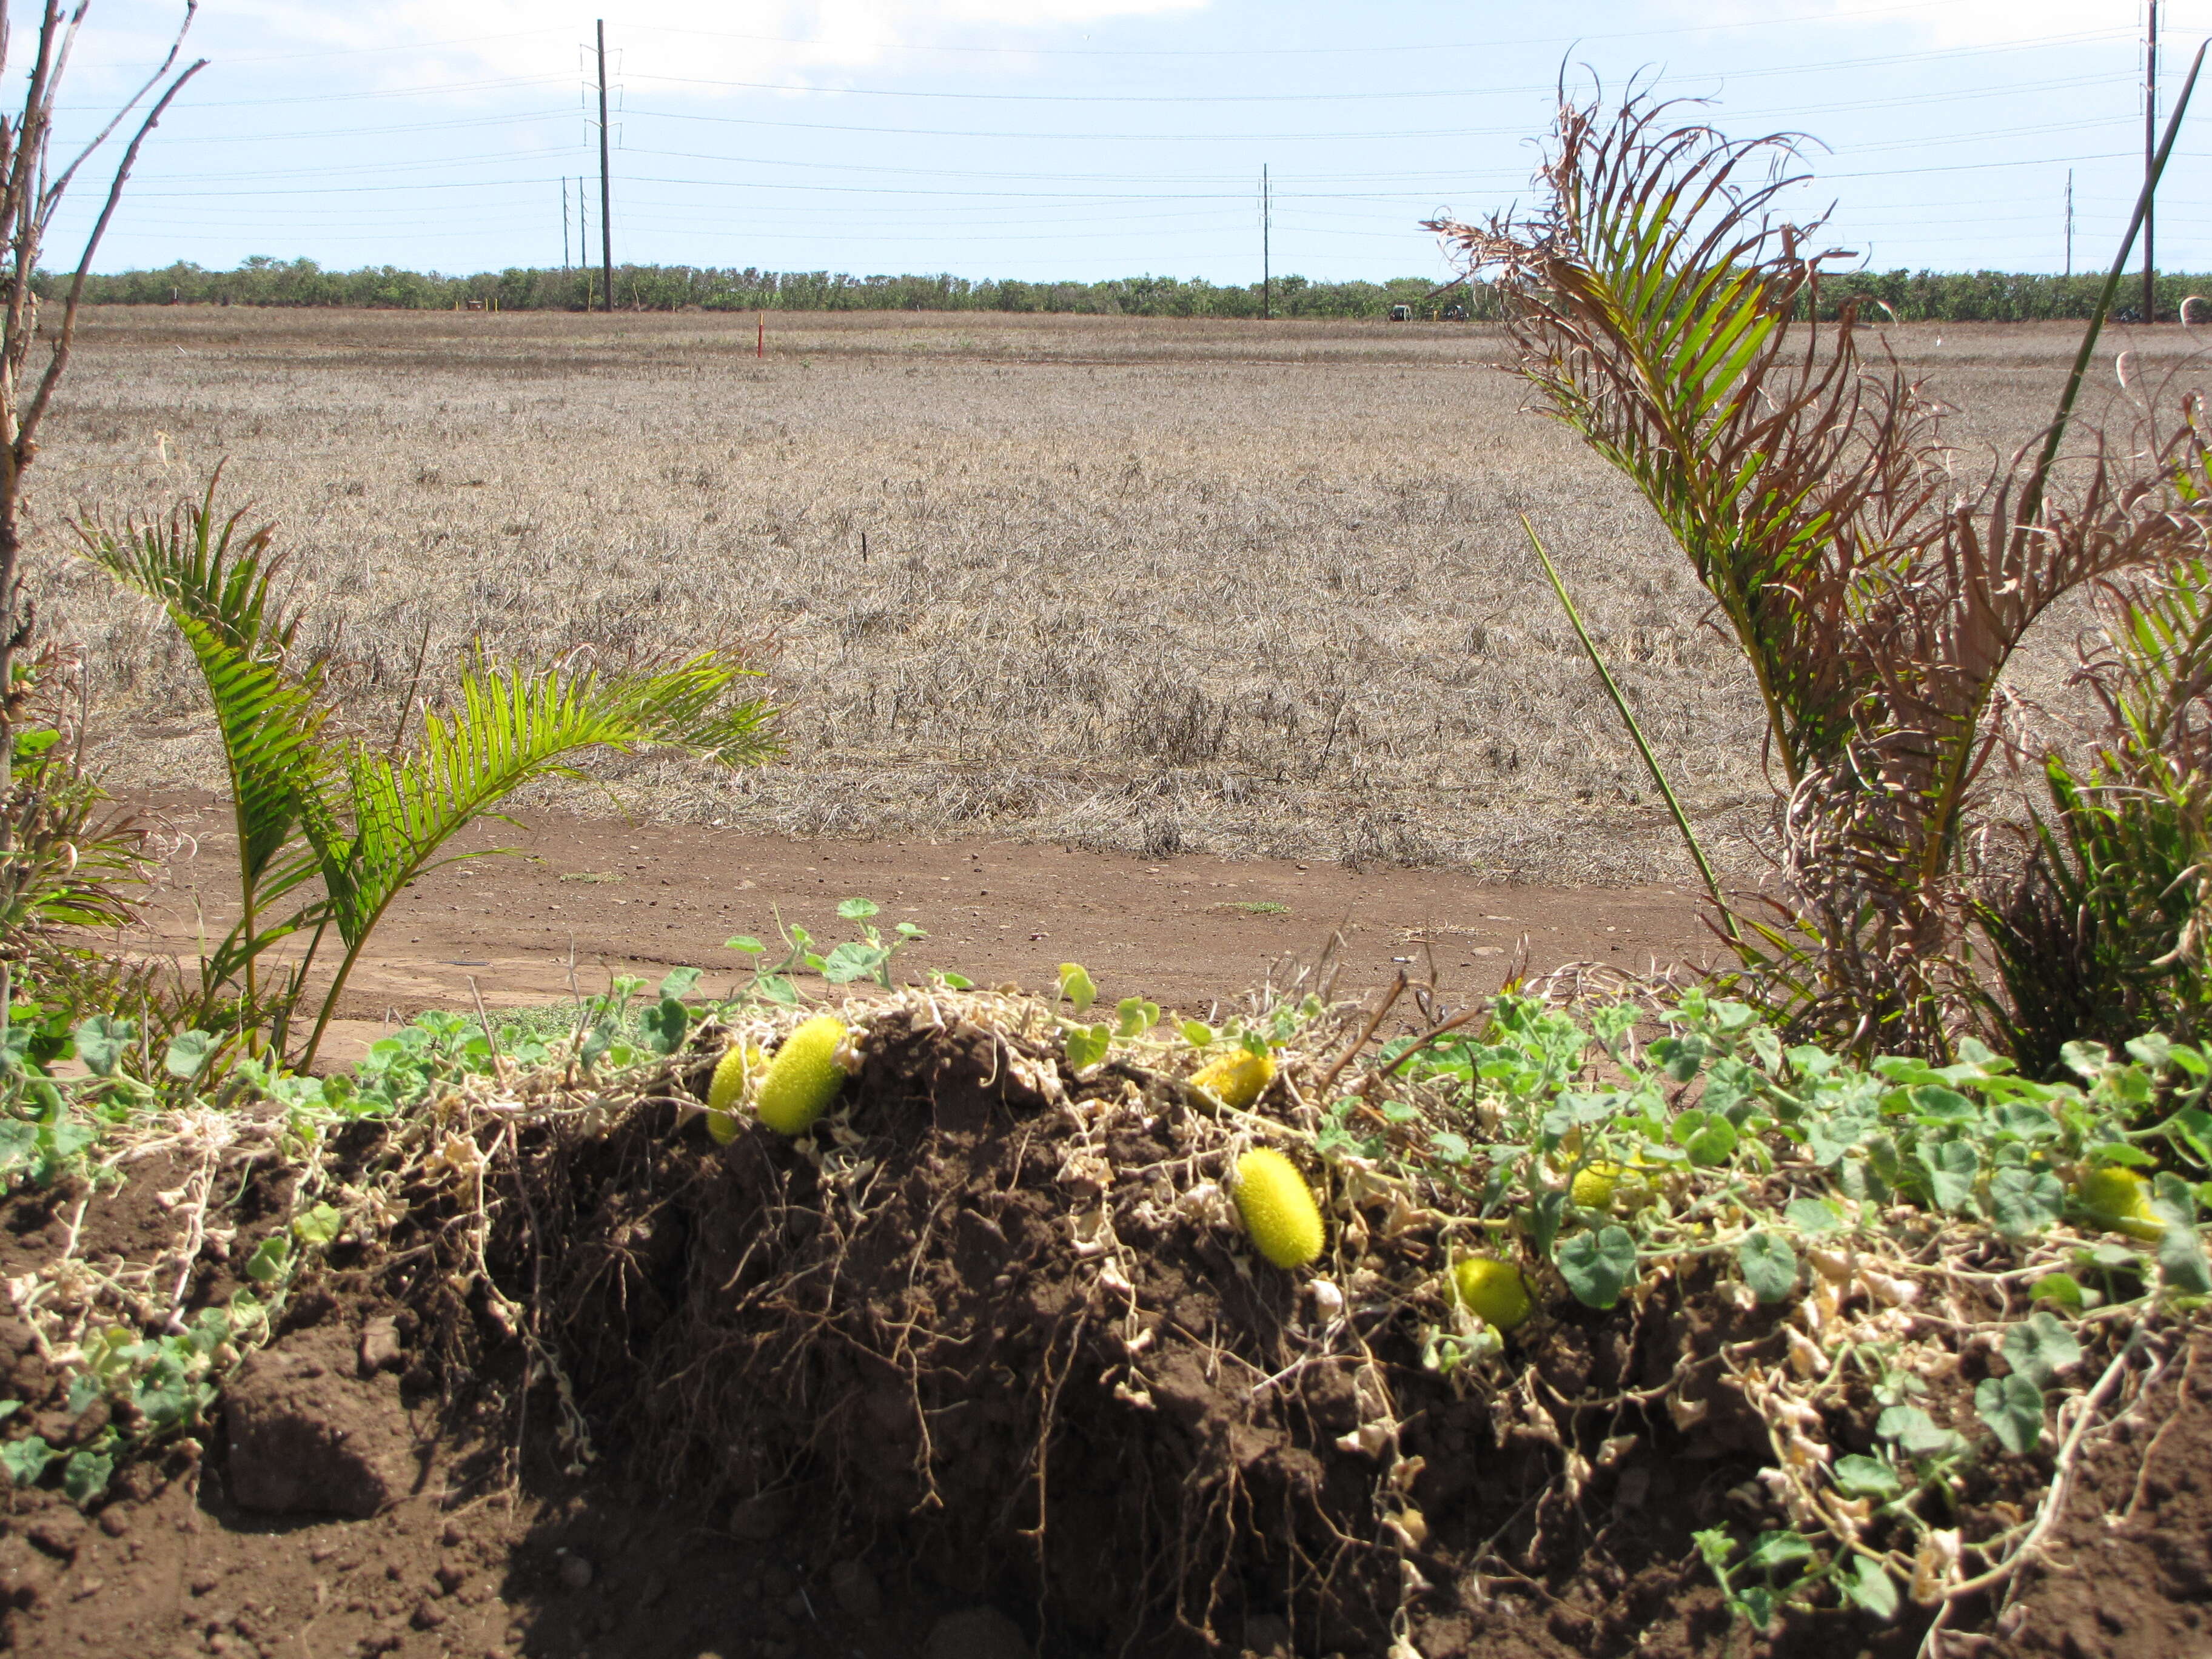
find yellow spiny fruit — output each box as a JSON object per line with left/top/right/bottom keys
{"left": 2077, "top": 1165, "right": 2165, "bottom": 1242}
{"left": 1231, "top": 1147, "right": 1325, "bottom": 1269}
{"left": 705, "top": 1042, "right": 766, "bottom": 1145}
{"left": 1450, "top": 1257, "right": 1532, "bottom": 1332}
{"left": 1191, "top": 1048, "right": 1277, "bottom": 1110}
{"left": 754, "top": 1016, "right": 849, "bottom": 1136}
{"left": 1571, "top": 1161, "right": 1626, "bottom": 1210}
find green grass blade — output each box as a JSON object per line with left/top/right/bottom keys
{"left": 1523, "top": 515, "right": 1740, "bottom": 944}
{"left": 2020, "top": 39, "right": 2207, "bottom": 529}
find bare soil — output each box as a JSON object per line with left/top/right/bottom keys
{"left": 126, "top": 789, "right": 1709, "bottom": 1068}
{"left": 1, "top": 1014, "right": 2205, "bottom": 1659}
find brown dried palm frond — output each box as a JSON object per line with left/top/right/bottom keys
{"left": 1432, "top": 84, "right": 2212, "bottom": 1054}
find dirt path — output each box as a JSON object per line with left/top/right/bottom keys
{"left": 127, "top": 792, "right": 1713, "bottom": 1063}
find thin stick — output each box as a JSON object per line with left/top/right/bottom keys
{"left": 2018, "top": 39, "right": 2206, "bottom": 531}
{"left": 19, "top": 53, "right": 206, "bottom": 450}
{"left": 388, "top": 612, "right": 432, "bottom": 754}
{"left": 1523, "top": 515, "right": 1739, "bottom": 941}
{"left": 1314, "top": 971, "right": 1407, "bottom": 1098}
{"left": 467, "top": 976, "right": 512, "bottom": 1091}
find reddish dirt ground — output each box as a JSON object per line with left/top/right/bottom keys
{"left": 123, "top": 791, "right": 1714, "bottom": 1065}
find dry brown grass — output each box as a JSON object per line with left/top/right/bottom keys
{"left": 22, "top": 306, "right": 2197, "bottom": 885}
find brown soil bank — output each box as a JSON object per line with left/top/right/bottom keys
{"left": 0, "top": 1010, "right": 2204, "bottom": 1658}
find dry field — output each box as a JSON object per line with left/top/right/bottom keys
{"left": 24, "top": 306, "right": 2204, "bottom": 886}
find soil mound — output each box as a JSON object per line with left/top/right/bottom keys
{"left": 428, "top": 999, "right": 1899, "bottom": 1656}
{"left": 1, "top": 994, "right": 2208, "bottom": 1658}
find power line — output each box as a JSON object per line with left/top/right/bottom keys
{"left": 620, "top": 55, "right": 2128, "bottom": 109}
{"left": 617, "top": 4, "right": 2115, "bottom": 59}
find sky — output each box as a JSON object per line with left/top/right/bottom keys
{"left": 25, "top": 0, "right": 2212, "bottom": 283}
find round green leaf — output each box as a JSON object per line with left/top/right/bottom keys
{"left": 1736, "top": 1231, "right": 1799, "bottom": 1304}
{"left": 1557, "top": 1225, "right": 1637, "bottom": 1309}
{"left": 1831, "top": 1453, "right": 1900, "bottom": 1500}
{"left": 1974, "top": 1373, "right": 2045, "bottom": 1455}
{"left": 1845, "top": 1557, "right": 1900, "bottom": 1620}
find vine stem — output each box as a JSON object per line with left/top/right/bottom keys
{"left": 1923, "top": 1325, "right": 2148, "bottom": 1646}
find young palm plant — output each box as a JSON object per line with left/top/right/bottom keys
{"left": 78, "top": 483, "right": 779, "bottom": 1070}
{"left": 1429, "top": 82, "right": 2212, "bottom": 1056}
{"left": 1979, "top": 552, "right": 2212, "bottom": 1074}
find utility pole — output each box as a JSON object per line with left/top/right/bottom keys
{"left": 1261, "top": 164, "right": 1272, "bottom": 321}
{"left": 2145, "top": 0, "right": 2159, "bottom": 323}
{"left": 2065, "top": 169, "right": 2074, "bottom": 278}
{"left": 597, "top": 19, "right": 614, "bottom": 315}
{"left": 561, "top": 177, "right": 570, "bottom": 270}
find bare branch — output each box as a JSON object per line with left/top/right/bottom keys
{"left": 38, "top": 0, "right": 195, "bottom": 227}
{"left": 19, "top": 53, "right": 206, "bottom": 455}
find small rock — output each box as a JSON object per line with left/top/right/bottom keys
{"left": 638, "top": 1570, "right": 666, "bottom": 1607}
{"left": 557, "top": 1552, "right": 594, "bottom": 1591}
{"left": 25, "top": 1519, "right": 80, "bottom": 1563}
{"left": 828, "top": 1560, "right": 880, "bottom": 1621}
{"left": 923, "top": 1607, "right": 1030, "bottom": 1659}
{"left": 438, "top": 1521, "right": 464, "bottom": 1547}
{"left": 357, "top": 1318, "right": 404, "bottom": 1378}
{"left": 728, "top": 1492, "right": 790, "bottom": 1543}
{"left": 435, "top": 1561, "right": 465, "bottom": 1595}
{"left": 411, "top": 1598, "right": 447, "bottom": 1630}
{"left": 98, "top": 1509, "right": 130, "bottom": 1538}
{"left": 190, "top": 1571, "right": 221, "bottom": 1596}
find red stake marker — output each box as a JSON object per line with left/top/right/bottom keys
{"left": 757, "top": 313, "right": 765, "bottom": 359}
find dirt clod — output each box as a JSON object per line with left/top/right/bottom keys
{"left": 923, "top": 1606, "right": 1030, "bottom": 1659}
{"left": 356, "top": 1317, "right": 403, "bottom": 1378}
{"left": 223, "top": 1328, "right": 416, "bottom": 1517}
{"left": 830, "top": 1559, "right": 882, "bottom": 1621}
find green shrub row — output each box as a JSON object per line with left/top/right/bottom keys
{"left": 39, "top": 258, "right": 1478, "bottom": 319}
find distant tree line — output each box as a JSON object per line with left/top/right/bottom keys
{"left": 39, "top": 258, "right": 2212, "bottom": 323}
{"left": 37, "top": 256, "right": 1477, "bottom": 318}
{"left": 1809, "top": 270, "right": 2212, "bottom": 323}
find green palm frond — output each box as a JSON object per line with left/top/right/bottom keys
{"left": 75, "top": 474, "right": 300, "bottom": 661}
{"left": 78, "top": 480, "right": 782, "bottom": 1069}
{"left": 295, "top": 651, "right": 778, "bottom": 1065}
{"left": 1429, "top": 93, "right": 1948, "bottom": 789}
{"left": 75, "top": 485, "right": 322, "bottom": 891}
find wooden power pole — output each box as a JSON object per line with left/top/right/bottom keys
{"left": 1261, "top": 164, "right": 1272, "bottom": 321}
{"left": 2146, "top": 0, "right": 2159, "bottom": 323}
{"left": 597, "top": 19, "right": 613, "bottom": 314}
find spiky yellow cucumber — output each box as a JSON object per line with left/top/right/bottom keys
{"left": 1232, "top": 1147, "right": 1324, "bottom": 1269}
{"left": 754, "top": 1016, "right": 849, "bottom": 1136}
{"left": 2077, "top": 1165, "right": 2165, "bottom": 1242}
{"left": 1191, "top": 1048, "right": 1276, "bottom": 1110}
{"left": 705, "top": 1042, "right": 766, "bottom": 1144}
{"left": 1570, "top": 1162, "right": 1623, "bottom": 1209}
{"left": 1450, "top": 1257, "right": 1532, "bottom": 1332}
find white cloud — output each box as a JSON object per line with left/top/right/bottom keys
{"left": 207, "top": 0, "right": 1210, "bottom": 92}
